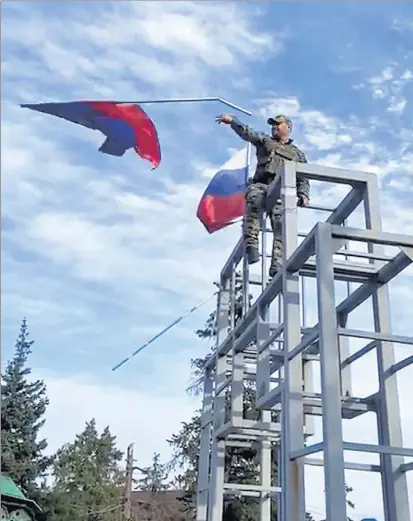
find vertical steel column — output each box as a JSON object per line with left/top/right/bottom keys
{"left": 259, "top": 215, "right": 272, "bottom": 521}
{"left": 315, "top": 222, "right": 347, "bottom": 521}
{"left": 208, "top": 286, "right": 230, "bottom": 521}
{"left": 242, "top": 143, "right": 252, "bottom": 315}
{"left": 364, "top": 180, "right": 411, "bottom": 521}
{"left": 261, "top": 214, "right": 268, "bottom": 290}
{"left": 230, "top": 265, "right": 244, "bottom": 428}
{"left": 280, "top": 161, "right": 306, "bottom": 521}
{"left": 231, "top": 347, "right": 244, "bottom": 428}
{"left": 301, "top": 275, "right": 315, "bottom": 437}
{"left": 260, "top": 435, "right": 272, "bottom": 521}
{"left": 197, "top": 370, "right": 214, "bottom": 521}
{"left": 338, "top": 219, "right": 353, "bottom": 397}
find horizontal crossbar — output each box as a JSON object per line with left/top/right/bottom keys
{"left": 291, "top": 441, "right": 413, "bottom": 460}
{"left": 304, "top": 457, "right": 381, "bottom": 473}
{"left": 338, "top": 328, "right": 413, "bottom": 346}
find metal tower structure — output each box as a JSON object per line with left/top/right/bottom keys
{"left": 195, "top": 160, "right": 413, "bottom": 521}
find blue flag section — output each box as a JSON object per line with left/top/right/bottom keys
{"left": 197, "top": 148, "right": 249, "bottom": 233}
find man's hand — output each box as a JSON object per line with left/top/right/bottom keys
{"left": 297, "top": 195, "right": 310, "bottom": 207}
{"left": 215, "top": 114, "right": 233, "bottom": 125}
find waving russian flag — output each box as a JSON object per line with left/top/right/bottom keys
{"left": 21, "top": 101, "right": 161, "bottom": 168}
{"left": 197, "top": 148, "right": 249, "bottom": 233}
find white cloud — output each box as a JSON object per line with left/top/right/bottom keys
{"left": 2, "top": 1, "right": 277, "bottom": 99}
{"left": 40, "top": 372, "right": 199, "bottom": 465}
{"left": 257, "top": 97, "right": 357, "bottom": 151}
{"left": 369, "top": 66, "right": 394, "bottom": 85}
{"left": 387, "top": 96, "right": 407, "bottom": 113}
{"left": 355, "top": 64, "right": 412, "bottom": 115}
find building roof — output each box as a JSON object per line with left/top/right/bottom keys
{"left": 130, "top": 490, "right": 190, "bottom": 521}
{"left": 0, "top": 474, "right": 44, "bottom": 516}
{"left": 0, "top": 474, "right": 27, "bottom": 501}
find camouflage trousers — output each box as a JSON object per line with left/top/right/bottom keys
{"left": 243, "top": 182, "right": 283, "bottom": 273}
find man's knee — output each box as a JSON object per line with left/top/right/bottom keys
{"left": 243, "top": 214, "right": 261, "bottom": 241}
{"left": 246, "top": 183, "right": 267, "bottom": 213}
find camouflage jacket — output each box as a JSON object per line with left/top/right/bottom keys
{"left": 230, "top": 117, "right": 309, "bottom": 198}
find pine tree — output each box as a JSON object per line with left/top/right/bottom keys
{"left": 135, "top": 452, "right": 170, "bottom": 492}
{"left": 1, "top": 318, "right": 51, "bottom": 498}
{"left": 50, "top": 419, "right": 124, "bottom": 521}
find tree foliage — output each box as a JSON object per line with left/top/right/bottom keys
{"left": 1, "top": 318, "right": 51, "bottom": 500}
{"left": 48, "top": 419, "right": 124, "bottom": 521}
{"left": 135, "top": 453, "right": 170, "bottom": 492}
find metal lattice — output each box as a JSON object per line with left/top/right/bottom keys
{"left": 196, "top": 161, "right": 413, "bottom": 521}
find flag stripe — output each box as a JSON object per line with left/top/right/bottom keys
{"left": 203, "top": 166, "right": 248, "bottom": 197}
{"left": 88, "top": 102, "right": 161, "bottom": 167}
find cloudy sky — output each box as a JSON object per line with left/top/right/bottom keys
{"left": 2, "top": 1, "right": 413, "bottom": 520}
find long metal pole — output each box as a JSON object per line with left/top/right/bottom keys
{"left": 79, "top": 97, "right": 252, "bottom": 116}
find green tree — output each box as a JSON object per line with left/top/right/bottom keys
{"left": 50, "top": 419, "right": 124, "bottom": 521}
{"left": 1, "top": 318, "right": 51, "bottom": 499}
{"left": 136, "top": 452, "right": 170, "bottom": 492}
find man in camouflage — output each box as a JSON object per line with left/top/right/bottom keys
{"left": 216, "top": 113, "right": 310, "bottom": 278}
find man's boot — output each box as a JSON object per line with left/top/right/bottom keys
{"left": 245, "top": 246, "right": 260, "bottom": 265}
{"left": 269, "top": 263, "right": 281, "bottom": 279}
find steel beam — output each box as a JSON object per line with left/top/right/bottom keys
{"left": 296, "top": 162, "right": 376, "bottom": 184}
{"left": 279, "top": 161, "right": 306, "bottom": 521}
{"left": 208, "top": 288, "right": 229, "bottom": 521}
{"left": 326, "top": 186, "right": 365, "bottom": 226}
{"left": 364, "top": 178, "right": 411, "bottom": 521}
{"left": 290, "top": 442, "right": 324, "bottom": 459}
{"left": 387, "top": 355, "right": 413, "bottom": 375}
{"left": 315, "top": 223, "right": 347, "bottom": 521}
{"left": 335, "top": 250, "right": 412, "bottom": 317}
{"left": 220, "top": 238, "right": 243, "bottom": 283}
{"left": 332, "top": 225, "right": 413, "bottom": 249}
{"left": 197, "top": 370, "right": 214, "bottom": 521}
{"left": 338, "top": 327, "right": 413, "bottom": 346}
{"left": 341, "top": 341, "right": 376, "bottom": 368}
{"left": 341, "top": 442, "right": 413, "bottom": 458}
{"left": 304, "top": 457, "right": 381, "bottom": 473}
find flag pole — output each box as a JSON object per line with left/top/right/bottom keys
{"left": 70, "top": 97, "right": 252, "bottom": 116}
{"left": 112, "top": 292, "right": 218, "bottom": 372}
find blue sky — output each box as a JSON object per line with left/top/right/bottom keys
{"left": 2, "top": 2, "right": 413, "bottom": 519}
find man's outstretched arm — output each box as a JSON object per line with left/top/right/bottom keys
{"left": 216, "top": 114, "right": 266, "bottom": 146}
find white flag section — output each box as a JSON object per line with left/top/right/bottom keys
{"left": 197, "top": 147, "right": 250, "bottom": 233}
{"left": 220, "top": 146, "right": 250, "bottom": 173}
